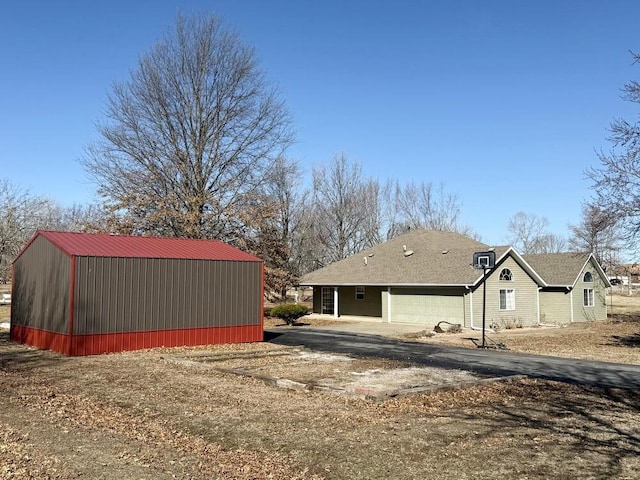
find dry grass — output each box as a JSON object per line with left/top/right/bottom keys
{"left": 402, "top": 293, "right": 640, "bottom": 365}
{"left": 263, "top": 315, "right": 354, "bottom": 329}
{"left": 1, "top": 292, "right": 640, "bottom": 478}
{"left": 0, "top": 305, "right": 9, "bottom": 321}
{"left": 1, "top": 335, "right": 639, "bottom": 479}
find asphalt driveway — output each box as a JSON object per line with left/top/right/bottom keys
{"left": 265, "top": 328, "right": 640, "bottom": 390}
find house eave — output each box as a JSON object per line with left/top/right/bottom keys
{"left": 299, "top": 281, "right": 472, "bottom": 288}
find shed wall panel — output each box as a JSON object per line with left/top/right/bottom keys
{"left": 11, "top": 235, "right": 70, "bottom": 334}
{"left": 73, "top": 257, "right": 261, "bottom": 334}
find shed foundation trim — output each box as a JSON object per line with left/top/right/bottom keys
{"left": 11, "top": 324, "right": 263, "bottom": 356}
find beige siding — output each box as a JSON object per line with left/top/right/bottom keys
{"left": 11, "top": 235, "right": 71, "bottom": 333}
{"left": 477, "top": 256, "right": 539, "bottom": 328}
{"left": 390, "top": 287, "right": 465, "bottom": 325}
{"left": 572, "top": 259, "right": 607, "bottom": 322}
{"left": 539, "top": 288, "right": 571, "bottom": 324}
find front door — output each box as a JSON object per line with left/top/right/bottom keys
{"left": 321, "top": 287, "right": 334, "bottom": 315}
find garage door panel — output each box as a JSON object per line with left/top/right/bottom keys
{"left": 392, "top": 289, "right": 464, "bottom": 325}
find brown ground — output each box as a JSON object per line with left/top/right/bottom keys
{"left": 399, "top": 293, "right": 640, "bottom": 365}
{"left": 1, "top": 294, "right": 640, "bottom": 479}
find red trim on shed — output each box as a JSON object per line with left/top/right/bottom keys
{"left": 11, "top": 324, "right": 263, "bottom": 356}
{"left": 11, "top": 325, "right": 70, "bottom": 354}
{"left": 68, "top": 256, "right": 76, "bottom": 356}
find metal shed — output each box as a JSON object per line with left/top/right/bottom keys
{"left": 10, "top": 230, "right": 263, "bottom": 356}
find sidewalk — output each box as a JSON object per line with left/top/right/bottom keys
{"left": 302, "top": 314, "right": 436, "bottom": 337}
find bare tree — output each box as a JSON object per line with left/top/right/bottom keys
{"left": 396, "top": 181, "right": 456, "bottom": 230}
{"left": 310, "top": 154, "right": 383, "bottom": 263}
{"left": 587, "top": 52, "right": 640, "bottom": 243}
{"left": 82, "top": 14, "right": 292, "bottom": 241}
{"left": 534, "top": 233, "right": 567, "bottom": 254}
{"left": 389, "top": 181, "right": 478, "bottom": 239}
{"left": 303, "top": 160, "right": 479, "bottom": 269}
{"left": 0, "top": 179, "right": 59, "bottom": 282}
{"left": 507, "top": 211, "right": 565, "bottom": 254}
{"left": 569, "top": 203, "right": 621, "bottom": 269}
{"left": 250, "top": 156, "right": 302, "bottom": 300}
{"left": 48, "top": 203, "right": 107, "bottom": 232}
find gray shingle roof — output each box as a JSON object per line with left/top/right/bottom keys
{"left": 301, "top": 230, "right": 607, "bottom": 289}
{"left": 522, "top": 252, "right": 591, "bottom": 286}
{"left": 301, "top": 230, "right": 506, "bottom": 286}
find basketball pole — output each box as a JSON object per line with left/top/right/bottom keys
{"left": 482, "top": 266, "right": 487, "bottom": 348}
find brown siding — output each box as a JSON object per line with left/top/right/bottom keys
{"left": 312, "top": 286, "right": 321, "bottom": 314}
{"left": 73, "top": 257, "right": 261, "bottom": 334}
{"left": 11, "top": 235, "right": 70, "bottom": 333}
{"left": 338, "top": 286, "right": 383, "bottom": 317}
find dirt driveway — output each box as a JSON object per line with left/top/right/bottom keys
{"left": 2, "top": 330, "right": 639, "bottom": 480}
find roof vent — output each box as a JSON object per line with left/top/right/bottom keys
{"left": 442, "top": 250, "right": 449, "bottom": 254}
{"left": 404, "top": 250, "right": 414, "bottom": 257}
{"left": 364, "top": 257, "right": 368, "bottom": 265}
{"left": 368, "top": 253, "right": 374, "bottom": 257}
{"left": 403, "top": 244, "right": 407, "bottom": 252}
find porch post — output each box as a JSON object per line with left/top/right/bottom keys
{"left": 387, "top": 287, "right": 392, "bottom": 323}
{"left": 333, "top": 286, "right": 339, "bottom": 318}
{"left": 570, "top": 289, "right": 574, "bottom": 322}
{"left": 469, "top": 287, "right": 474, "bottom": 329}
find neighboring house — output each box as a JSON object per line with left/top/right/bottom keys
{"left": 301, "top": 230, "right": 609, "bottom": 328}
{"left": 609, "top": 264, "right": 640, "bottom": 285}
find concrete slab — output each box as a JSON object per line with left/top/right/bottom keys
{"left": 302, "top": 314, "right": 435, "bottom": 337}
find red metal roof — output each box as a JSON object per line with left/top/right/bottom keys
{"left": 31, "top": 230, "right": 262, "bottom": 262}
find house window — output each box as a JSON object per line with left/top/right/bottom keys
{"left": 499, "top": 289, "right": 515, "bottom": 310}
{"left": 583, "top": 288, "right": 594, "bottom": 307}
{"left": 583, "top": 272, "right": 593, "bottom": 283}
{"left": 355, "top": 286, "right": 365, "bottom": 301}
{"left": 499, "top": 268, "right": 513, "bottom": 281}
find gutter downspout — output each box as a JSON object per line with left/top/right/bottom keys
{"left": 468, "top": 285, "right": 493, "bottom": 332}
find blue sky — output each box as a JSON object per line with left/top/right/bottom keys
{"left": 2, "top": 1, "right": 639, "bottom": 246}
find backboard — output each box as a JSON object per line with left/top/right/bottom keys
{"left": 472, "top": 251, "right": 496, "bottom": 270}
